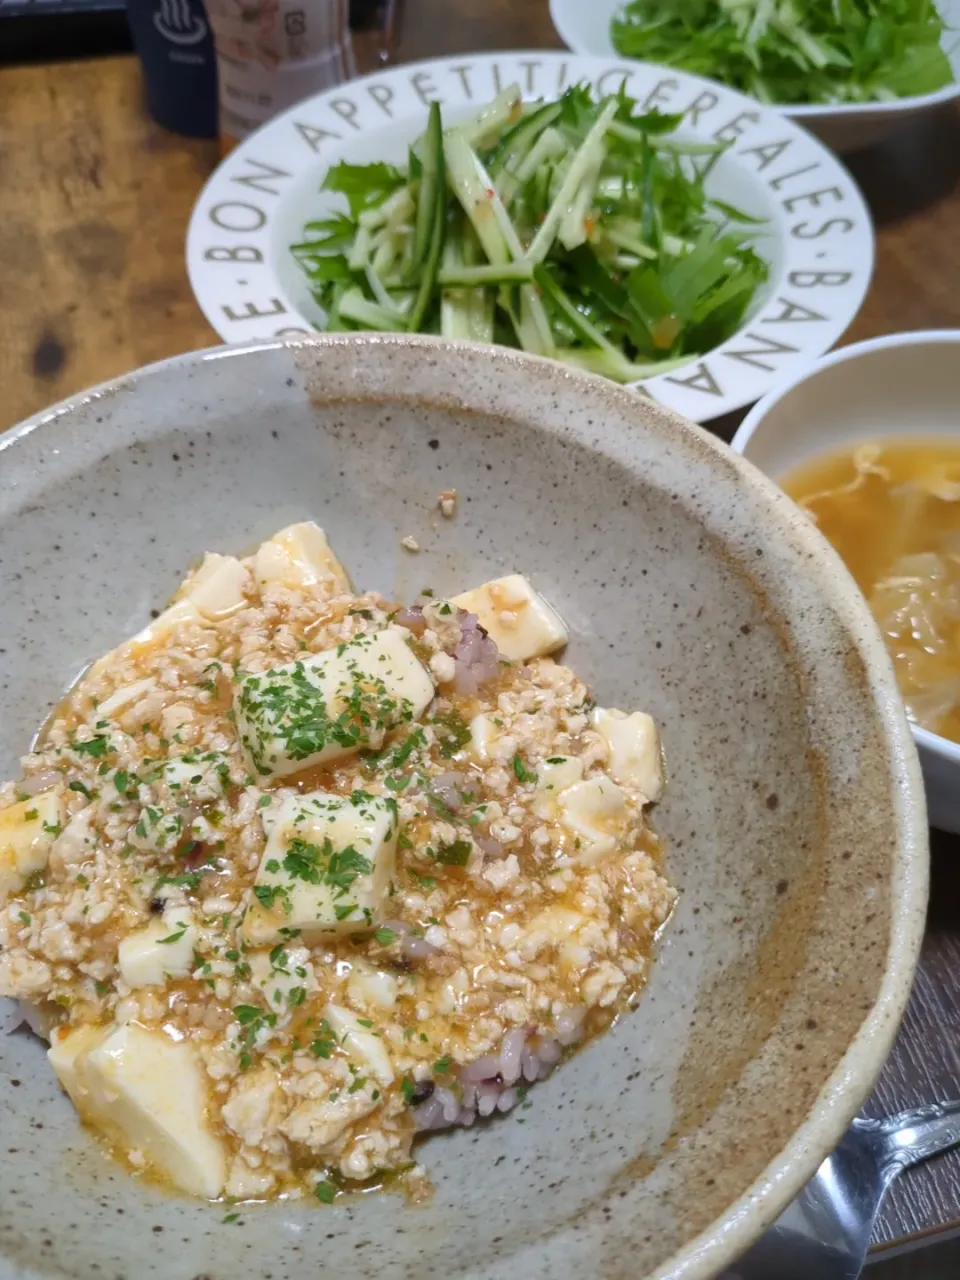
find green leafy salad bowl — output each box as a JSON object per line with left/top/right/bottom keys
{"left": 551, "top": 0, "right": 960, "bottom": 152}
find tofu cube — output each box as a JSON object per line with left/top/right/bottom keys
{"left": 124, "top": 599, "right": 204, "bottom": 654}
{"left": 253, "top": 522, "right": 350, "bottom": 595}
{"left": 0, "top": 790, "right": 62, "bottom": 904}
{"left": 241, "top": 790, "right": 398, "bottom": 946}
{"left": 117, "top": 908, "right": 197, "bottom": 989}
{"left": 48, "top": 1024, "right": 107, "bottom": 1100}
{"left": 533, "top": 755, "right": 584, "bottom": 820}
{"left": 49, "top": 1022, "right": 226, "bottom": 1198}
{"left": 96, "top": 597, "right": 209, "bottom": 677}
{"left": 557, "top": 774, "right": 627, "bottom": 862}
{"left": 98, "top": 677, "right": 159, "bottom": 719}
{"left": 324, "top": 1003, "right": 394, "bottom": 1086}
{"left": 177, "top": 553, "right": 249, "bottom": 620}
{"left": 234, "top": 626, "right": 435, "bottom": 779}
{"left": 451, "top": 574, "right": 567, "bottom": 661}
{"left": 592, "top": 708, "right": 664, "bottom": 803}
{"left": 468, "top": 712, "right": 499, "bottom": 763}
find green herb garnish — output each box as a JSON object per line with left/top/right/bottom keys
{"left": 253, "top": 883, "right": 289, "bottom": 911}
{"left": 236, "top": 641, "right": 416, "bottom": 775}
{"left": 432, "top": 709, "right": 472, "bottom": 758}
{"left": 310, "top": 1019, "right": 336, "bottom": 1059}
{"left": 512, "top": 754, "right": 537, "bottom": 785}
{"left": 114, "top": 769, "right": 138, "bottom": 798}
{"left": 157, "top": 925, "right": 188, "bottom": 945}
{"left": 155, "top": 866, "right": 212, "bottom": 891}
{"left": 432, "top": 839, "right": 472, "bottom": 867}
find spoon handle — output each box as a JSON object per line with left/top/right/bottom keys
{"left": 853, "top": 1098, "right": 960, "bottom": 1175}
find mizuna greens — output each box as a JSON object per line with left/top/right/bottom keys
{"left": 611, "top": 0, "right": 955, "bottom": 106}
{"left": 289, "top": 85, "right": 769, "bottom": 384}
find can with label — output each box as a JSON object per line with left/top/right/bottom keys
{"left": 127, "top": 0, "right": 219, "bottom": 138}
{"left": 205, "top": 0, "right": 356, "bottom": 153}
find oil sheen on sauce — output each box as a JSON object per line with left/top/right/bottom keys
{"left": 781, "top": 436, "right": 960, "bottom": 744}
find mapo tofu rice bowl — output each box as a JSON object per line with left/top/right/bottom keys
{"left": 0, "top": 520, "right": 674, "bottom": 1206}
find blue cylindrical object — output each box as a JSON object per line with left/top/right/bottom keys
{"left": 126, "top": 0, "right": 219, "bottom": 139}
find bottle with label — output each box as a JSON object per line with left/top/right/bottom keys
{"left": 205, "top": 0, "right": 358, "bottom": 153}
{"left": 126, "top": 0, "right": 219, "bottom": 139}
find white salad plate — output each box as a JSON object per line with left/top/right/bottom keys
{"left": 186, "top": 51, "right": 875, "bottom": 424}
{"left": 549, "top": 0, "right": 960, "bottom": 153}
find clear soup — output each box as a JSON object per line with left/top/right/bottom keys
{"left": 781, "top": 437, "right": 960, "bottom": 746}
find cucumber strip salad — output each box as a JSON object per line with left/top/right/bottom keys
{"left": 289, "top": 85, "right": 770, "bottom": 385}
{"left": 611, "top": 0, "right": 955, "bottom": 107}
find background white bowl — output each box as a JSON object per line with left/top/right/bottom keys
{"left": 549, "top": 0, "right": 960, "bottom": 153}
{"left": 731, "top": 330, "right": 960, "bottom": 833}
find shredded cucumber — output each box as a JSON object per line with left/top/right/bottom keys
{"left": 407, "top": 101, "right": 446, "bottom": 335}
{"left": 290, "top": 83, "right": 770, "bottom": 384}
{"left": 610, "top": 0, "right": 954, "bottom": 105}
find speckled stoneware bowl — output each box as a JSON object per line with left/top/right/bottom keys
{"left": 0, "top": 336, "right": 927, "bottom": 1280}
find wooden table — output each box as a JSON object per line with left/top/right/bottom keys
{"left": 2, "top": 0, "right": 960, "bottom": 1261}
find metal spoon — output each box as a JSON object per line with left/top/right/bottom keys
{"left": 723, "top": 1099, "right": 960, "bottom": 1279}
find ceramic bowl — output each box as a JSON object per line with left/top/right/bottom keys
{"left": 0, "top": 336, "right": 926, "bottom": 1280}
{"left": 732, "top": 329, "right": 960, "bottom": 835}
{"left": 549, "top": 0, "right": 960, "bottom": 153}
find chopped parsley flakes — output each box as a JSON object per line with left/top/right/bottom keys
{"left": 431, "top": 709, "right": 471, "bottom": 758}
{"left": 310, "top": 1019, "right": 336, "bottom": 1059}
{"left": 432, "top": 839, "right": 472, "bottom": 867}
{"left": 235, "top": 636, "right": 416, "bottom": 775}
{"left": 278, "top": 835, "right": 373, "bottom": 900}
{"left": 157, "top": 925, "right": 188, "bottom": 945}
{"left": 512, "top": 754, "right": 538, "bottom": 785}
